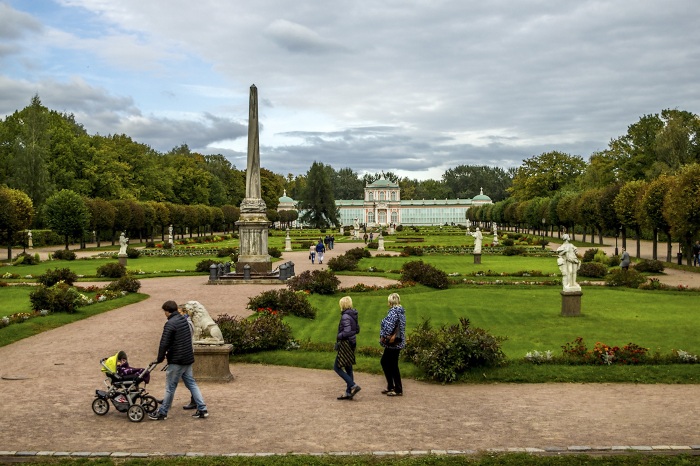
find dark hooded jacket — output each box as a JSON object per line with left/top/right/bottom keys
{"left": 337, "top": 308, "right": 360, "bottom": 346}
{"left": 157, "top": 312, "right": 195, "bottom": 365}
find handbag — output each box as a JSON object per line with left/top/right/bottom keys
{"left": 381, "top": 319, "right": 401, "bottom": 346}
{"left": 336, "top": 339, "right": 355, "bottom": 367}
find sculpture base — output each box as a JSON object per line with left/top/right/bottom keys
{"left": 118, "top": 254, "right": 127, "bottom": 266}
{"left": 193, "top": 344, "right": 234, "bottom": 382}
{"left": 473, "top": 254, "right": 482, "bottom": 264}
{"left": 561, "top": 291, "right": 583, "bottom": 317}
{"left": 235, "top": 260, "right": 272, "bottom": 274}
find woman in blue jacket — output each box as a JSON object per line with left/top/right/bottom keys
{"left": 379, "top": 292, "right": 406, "bottom": 396}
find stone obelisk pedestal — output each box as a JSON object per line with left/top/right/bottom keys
{"left": 561, "top": 291, "right": 582, "bottom": 316}
{"left": 193, "top": 344, "right": 234, "bottom": 382}
{"left": 473, "top": 253, "right": 482, "bottom": 264}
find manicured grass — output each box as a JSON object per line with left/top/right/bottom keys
{"left": 0, "top": 292, "right": 148, "bottom": 347}
{"left": 0, "top": 285, "right": 35, "bottom": 315}
{"left": 358, "top": 254, "right": 560, "bottom": 275}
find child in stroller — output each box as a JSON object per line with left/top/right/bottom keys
{"left": 92, "top": 351, "right": 159, "bottom": 422}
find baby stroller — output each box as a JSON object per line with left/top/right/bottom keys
{"left": 92, "top": 352, "right": 159, "bottom": 422}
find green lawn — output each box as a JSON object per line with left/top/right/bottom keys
{"left": 358, "top": 254, "right": 560, "bottom": 275}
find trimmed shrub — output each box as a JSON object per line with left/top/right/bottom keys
{"left": 502, "top": 246, "right": 524, "bottom": 256}
{"left": 216, "top": 247, "right": 236, "bottom": 258}
{"left": 286, "top": 269, "right": 340, "bottom": 295}
{"left": 52, "top": 249, "right": 77, "bottom": 261}
{"left": 578, "top": 261, "right": 608, "bottom": 278}
{"left": 29, "top": 282, "right": 81, "bottom": 313}
{"left": 367, "top": 241, "right": 378, "bottom": 249}
{"left": 106, "top": 275, "right": 142, "bottom": 293}
{"left": 247, "top": 289, "right": 316, "bottom": 319}
{"left": 37, "top": 268, "right": 78, "bottom": 287}
{"left": 345, "top": 247, "right": 371, "bottom": 261}
{"left": 268, "top": 247, "right": 282, "bottom": 259}
{"left": 582, "top": 248, "right": 599, "bottom": 263}
{"left": 145, "top": 241, "right": 156, "bottom": 248}
{"left": 634, "top": 260, "right": 665, "bottom": 273}
{"left": 196, "top": 259, "right": 221, "bottom": 273}
{"left": 501, "top": 238, "right": 515, "bottom": 246}
{"left": 327, "top": 255, "right": 358, "bottom": 272}
{"left": 13, "top": 252, "right": 39, "bottom": 265}
{"left": 605, "top": 268, "right": 647, "bottom": 288}
{"left": 403, "top": 317, "right": 506, "bottom": 383}
{"left": 162, "top": 242, "right": 173, "bottom": 250}
{"left": 126, "top": 247, "right": 140, "bottom": 259}
{"left": 215, "top": 313, "right": 293, "bottom": 354}
{"left": 96, "top": 262, "right": 126, "bottom": 278}
{"left": 401, "top": 246, "right": 424, "bottom": 257}
{"left": 401, "top": 260, "right": 449, "bottom": 289}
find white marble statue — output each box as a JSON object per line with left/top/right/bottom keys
{"left": 168, "top": 224, "right": 174, "bottom": 244}
{"left": 118, "top": 231, "right": 129, "bottom": 255}
{"left": 182, "top": 301, "right": 225, "bottom": 345}
{"left": 557, "top": 234, "right": 581, "bottom": 292}
{"left": 469, "top": 227, "right": 483, "bottom": 254}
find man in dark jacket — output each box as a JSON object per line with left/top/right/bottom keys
{"left": 149, "top": 300, "right": 208, "bottom": 420}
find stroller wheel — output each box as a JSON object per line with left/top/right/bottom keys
{"left": 140, "top": 395, "right": 158, "bottom": 414}
{"left": 127, "top": 404, "right": 145, "bottom": 422}
{"left": 92, "top": 397, "right": 109, "bottom": 415}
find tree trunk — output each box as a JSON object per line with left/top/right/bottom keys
{"left": 652, "top": 228, "right": 658, "bottom": 260}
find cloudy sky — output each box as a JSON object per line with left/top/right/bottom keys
{"left": 1, "top": 1, "right": 698, "bottom": 181}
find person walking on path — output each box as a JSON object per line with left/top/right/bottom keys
{"left": 334, "top": 296, "right": 361, "bottom": 400}
{"left": 620, "top": 248, "right": 631, "bottom": 270}
{"left": 149, "top": 300, "right": 208, "bottom": 420}
{"left": 693, "top": 241, "right": 700, "bottom": 267}
{"left": 379, "top": 292, "right": 406, "bottom": 397}
{"left": 316, "top": 239, "right": 325, "bottom": 264}
{"left": 309, "top": 244, "right": 316, "bottom": 264}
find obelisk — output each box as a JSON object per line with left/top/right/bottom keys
{"left": 235, "top": 85, "right": 271, "bottom": 274}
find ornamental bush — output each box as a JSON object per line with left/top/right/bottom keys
{"left": 216, "top": 247, "right": 237, "bottom": 258}
{"left": 582, "top": 248, "right": 599, "bottom": 263}
{"left": 196, "top": 259, "right": 221, "bottom": 273}
{"left": 502, "top": 246, "right": 524, "bottom": 256}
{"left": 403, "top": 317, "right": 506, "bottom": 383}
{"left": 37, "top": 267, "right": 78, "bottom": 287}
{"left": 345, "top": 247, "right": 371, "bottom": 261}
{"left": 401, "top": 246, "right": 424, "bottom": 257}
{"left": 13, "top": 252, "right": 39, "bottom": 265}
{"left": 633, "top": 260, "right": 664, "bottom": 273}
{"left": 247, "top": 289, "right": 316, "bottom": 319}
{"left": 327, "top": 255, "right": 358, "bottom": 272}
{"left": 29, "top": 282, "right": 81, "bottom": 314}
{"left": 106, "top": 275, "right": 141, "bottom": 293}
{"left": 578, "top": 261, "right": 608, "bottom": 278}
{"left": 52, "top": 249, "right": 77, "bottom": 261}
{"left": 215, "top": 313, "right": 292, "bottom": 354}
{"left": 268, "top": 247, "right": 282, "bottom": 258}
{"left": 287, "top": 269, "right": 340, "bottom": 295}
{"left": 96, "top": 262, "right": 126, "bottom": 278}
{"left": 605, "top": 268, "right": 646, "bottom": 288}
{"left": 401, "top": 260, "right": 449, "bottom": 289}
{"left": 126, "top": 247, "right": 140, "bottom": 259}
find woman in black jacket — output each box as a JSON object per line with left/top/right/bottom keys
{"left": 334, "top": 296, "right": 361, "bottom": 400}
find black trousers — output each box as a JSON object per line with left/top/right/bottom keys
{"left": 380, "top": 347, "right": 402, "bottom": 393}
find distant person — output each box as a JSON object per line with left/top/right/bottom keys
{"left": 693, "top": 241, "right": 700, "bottom": 267}
{"left": 315, "top": 239, "right": 325, "bottom": 264}
{"left": 363, "top": 233, "right": 368, "bottom": 244}
{"left": 309, "top": 244, "right": 316, "bottom": 264}
{"left": 334, "top": 296, "right": 361, "bottom": 400}
{"left": 379, "top": 293, "right": 406, "bottom": 397}
{"left": 620, "top": 248, "right": 630, "bottom": 271}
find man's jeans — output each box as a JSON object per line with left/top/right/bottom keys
{"left": 158, "top": 363, "right": 206, "bottom": 415}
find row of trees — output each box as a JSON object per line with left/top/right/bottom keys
{"left": 469, "top": 163, "right": 700, "bottom": 264}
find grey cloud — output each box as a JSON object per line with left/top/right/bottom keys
{"left": 264, "top": 19, "right": 347, "bottom": 54}
{"left": 0, "top": 3, "right": 42, "bottom": 40}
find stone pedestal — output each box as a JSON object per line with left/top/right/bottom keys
{"left": 193, "top": 344, "right": 234, "bottom": 382}
{"left": 473, "top": 254, "right": 481, "bottom": 264}
{"left": 561, "top": 291, "right": 582, "bottom": 317}
{"left": 284, "top": 232, "right": 292, "bottom": 252}
{"left": 377, "top": 236, "right": 385, "bottom": 251}
{"left": 118, "top": 254, "right": 127, "bottom": 266}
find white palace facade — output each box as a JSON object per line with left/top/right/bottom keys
{"left": 278, "top": 177, "right": 492, "bottom": 228}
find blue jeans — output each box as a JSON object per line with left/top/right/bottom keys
{"left": 333, "top": 357, "right": 355, "bottom": 394}
{"left": 158, "top": 363, "right": 206, "bottom": 415}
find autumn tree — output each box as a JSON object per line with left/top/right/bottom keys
{"left": 640, "top": 175, "right": 673, "bottom": 261}
{"left": 509, "top": 151, "right": 585, "bottom": 200}
{"left": 614, "top": 180, "right": 647, "bottom": 257}
{"left": 663, "top": 164, "right": 700, "bottom": 264}
{"left": 43, "top": 189, "right": 90, "bottom": 249}
{"left": 0, "top": 186, "right": 33, "bottom": 258}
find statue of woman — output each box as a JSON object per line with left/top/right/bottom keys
{"left": 118, "top": 232, "right": 129, "bottom": 255}
{"left": 556, "top": 234, "right": 581, "bottom": 291}
{"left": 469, "top": 227, "right": 483, "bottom": 254}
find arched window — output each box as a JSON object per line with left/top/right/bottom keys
{"left": 391, "top": 191, "right": 396, "bottom": 201}
{"left": 368, "top": 211, "right": 375, "bottom": 223}
{"left": 391, "top": 211, "right": 398, "bottom": 223}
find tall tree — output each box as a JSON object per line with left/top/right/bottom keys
{"left": 332, "top": 167, "right": 364, "bottom": 200}
{"left": 509, "top": 151, "right": 586, "bottom": 200}
{"left": 442, "top": 165, "right": 512, "bottom": 201}
{"left": 0, "top": 186, "right": 33, "bottom": 258}
{"left": 84, "top": 197, "right": 116, "bottom": 247}
{"left": 614, "top": 180, "right": 647, "bottom": 257}
{"left": 640, "top": 175, "right": 673, "bottom": 261}
{"left": 298, "top": 162, "right": 339, "bottom": 228}
{"left": 42, "top": 189, "right": 90, "bottom": 249}
{"left": 663, "top": 163, "right": 700, "bottom": 264}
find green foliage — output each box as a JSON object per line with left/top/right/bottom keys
{"left": 162, "top": 242, "right": 173, "bottom": 249}
{"left": 501, "top": 238, "right": 514, "bottom": 246}
{"left": 42, "top": 189, "right": 90, "bottom": 246}
{"left": 247, "top": 289, "right": 316, "bottom": 319}
{"left": 216, "top": 247, "right": 236, "bottom": 258}
{"left": 327, "top": 255, "right": 358, "bottom": 271}
{"left": 13, "top": 252, "right": 38, "bottom": 265}
{"left": 96, "top": 262, "right": 126, "bottom": 278}
{"left": 501, "top": 246, "right": 524, "bottom": 256}
{"left": 634, "top": 259, "right": 665, "bottom": 273}
{"left": 37, "top": 267, "right": 78, "bottom": 286}
{"left": 51, "top": 249, "right": 76, "bottom": 261}
{"left": 400, "top": 246, "right": 424, "bottom": 256}
{"left": 297, "top": 161, "right": 339, "bottom": 228}
{"left": 196, "top": 259, "right": 222, "bottom": 273}
{"left": 605, "top": 268, "right": 647, "bottom": 288}
{"left": 29, "top": 282, "right": 81, "bottom": 314}
{"left": 559, "top": 337, "right": 650, "bottom": 365}
{"left": 582, "top": 248, "right": 599, "bottom": 262}
{"left": 403, "top": 317, "right": 506, "bottom": 383}
{"left": 400, "top": 260, "right": 449, "bottom": 289}
{"left": 286, "top": 269, "right": 340, "bottom": 295}
{"left": 268, "top": 247, "right": 282, "bottom": 258}
{"left": 578, "top": 261, "right": 608, "bottom": 278}
{"left": 125, "top": 247, "right": 140, "bottom": 259}
{"left": 215, "top": 313, "right": 292, "bottom": 354}
{"left": 106, "top": 275, "right": 142, "bottom": 293}
{"left": 344, "top": 247, "right": 371, "bottom": 261}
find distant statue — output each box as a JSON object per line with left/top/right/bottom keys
{"left": 118, "top": 232, "right": 129, "bottom": 255}
{"left": 469, "top": 227, "right": 483, "bottom": 254}
{"left": 353, "top": 218, "right": 359, "bottom": 230}
{"left": 557, "top": 234, "right": 581, "bottom": 292}
{"left": 168, "top": 224, "right": 174, "bottom": 244}
{"left": 27, "top": 230, "right": 33, "bottom": 249}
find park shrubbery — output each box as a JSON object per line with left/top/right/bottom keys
{"left": 13, "top": 252, "right": 40, "bottom": 265}
{"left": 196, "top": 259, "right": 222, "bottom": 273}
{"left": 268, "top": 247, "right": 282, "bottom": 258}
{"left": 605, "top": 268, "right": 647, "bottom": 288}
{"left": 401, "top": 246, "right": 424, "bottom": 257}
{"left": 287, "top": 270, "right": 340, "bottom": 295}
{"left": 215, "top": 312, "right": 292, "bottom": 354}
{"left": 106, "top": 275, "right": 141, "bottom": 293}
{"left": 502, "top": 246, "right": 524, "bottom": 256}
{"left": 216, "top": 247, "right": 236, "bottom": 258}
{"left": 37, "top": 267, "right": 78, "bottom": 287}
{"left": 247, "top": 289, "right": 316, "bottom": 319}
{"left": 52, "top": 249, "right": 76, "bottom": 261}
{"left": 29, "top": 282, "right": 81, "bottom": 314}
{"left": 125, "top": 247, "right": 140, "bottom": 259}
{"left": 96, "top": 262, "right": 126, "bottom": 278}
{"left": 634, "top": 259, "right": 665, "bottom": 273}
{"left": 345, "top": 247, "right": 371, "bottom": 261}
{"left": 403, "top": 317, "right": 506, "bottom": 383}
{"left": 327, "top": 255, "right": 358, "bottom": 271}
{"left": 401, "top": 260, "right": 449, "bottom": 289}
{"left": 578, "top": 261, "right": 608, "bottom": 278}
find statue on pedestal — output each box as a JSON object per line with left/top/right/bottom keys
{"left": 468, "top": 227, "right": 483, "bottom": 254}
{"left": 557, "top": 234, "right": 581, "bottom": 292}
{"left": 118, "top": 232, "right": 129, "bottom": 255}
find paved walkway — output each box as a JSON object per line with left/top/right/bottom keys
{"left": 0, "top": 238, "right": 699, "bottom": 458}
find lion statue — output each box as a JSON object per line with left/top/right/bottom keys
{"left": 182, "top": 301, "right": 224, "bottom": 345}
